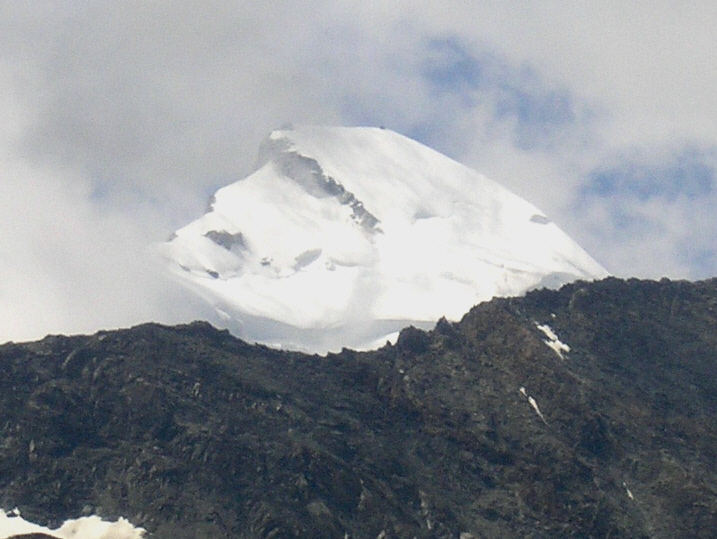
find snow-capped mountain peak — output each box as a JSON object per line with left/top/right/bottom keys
{"left": 162, "top": 126, "right": 608, "bottom": 352}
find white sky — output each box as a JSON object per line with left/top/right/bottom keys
{"left": 1, "top": 2, "right": 715, "bottom": 342}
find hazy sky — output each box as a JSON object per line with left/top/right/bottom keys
{"left": 1, "top": 2, "right": 716, "bottom": 341}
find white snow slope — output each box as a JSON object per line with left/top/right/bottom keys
{"left": 162, "top": 126, "right": 608, "bottom": 353}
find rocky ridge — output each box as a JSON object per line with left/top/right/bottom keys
{"left": 0, "top": 277, "right": 715, "bottom": 537}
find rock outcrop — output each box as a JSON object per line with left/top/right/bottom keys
{"left": 0, "top": 277, "right": 715, "bottom": 537}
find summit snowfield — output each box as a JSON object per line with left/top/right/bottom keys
{"left": 162, "top": 126, "right": 608, "bottom": 352}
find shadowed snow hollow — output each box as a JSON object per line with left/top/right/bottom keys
{"left": 161, "top": 126, "right": 608, "bottom": 352}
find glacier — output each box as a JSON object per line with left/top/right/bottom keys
{"left": 161, "top": 126, "right": 608, "bottom": 352}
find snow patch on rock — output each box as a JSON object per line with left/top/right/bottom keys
{"left": 0, "top": 509, "right": 145, "bottom": 539}
{"left": 536, "top": 322, "right": 571, "bottom": 359}
{"left": 519, "top": 387, "right": 548, "bottom": 424}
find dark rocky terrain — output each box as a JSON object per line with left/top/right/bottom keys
{"left": 0, "top": 277, "right": 715, "bottom": 538}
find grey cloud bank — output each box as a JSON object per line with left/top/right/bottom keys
{"left": 1, "top": 2, "right": 715, "bottom": 342}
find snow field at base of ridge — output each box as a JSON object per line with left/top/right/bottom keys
{"left": 0, "top": 508, "right": 144, "bottom": 539}
{"left": 162, "top": 126, "right": 609, "bottom": 353}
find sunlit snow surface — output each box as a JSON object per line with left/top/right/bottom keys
{"left": 0, "top": 509, "right": 144, "bottom": 538}
{"left": 162, "top": 126, "right": 608, "bottom": 353}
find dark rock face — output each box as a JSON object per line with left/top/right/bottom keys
{"left": 0, "top": 278, "right": 715, "bottom": 537}
{"left": 204, "top": 230, "right": 247, "bottom": 252}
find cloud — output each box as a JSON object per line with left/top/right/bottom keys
{"left": 578, "top": 146, "right": 717, "bottom": 278}
{"left": 0, "top": 154, "right": 213, "bottom": 342}
{"left": 586, "top": 148, "right": 714, "bottom": 202}
{"left": 1, "top": 3, "right": 347, "bottom": 218}
{"left": 0, "top": 2, "right": 715, "bottom": 341}
{"left": 420, "top": 37, "right": 580, "bottom": 151}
